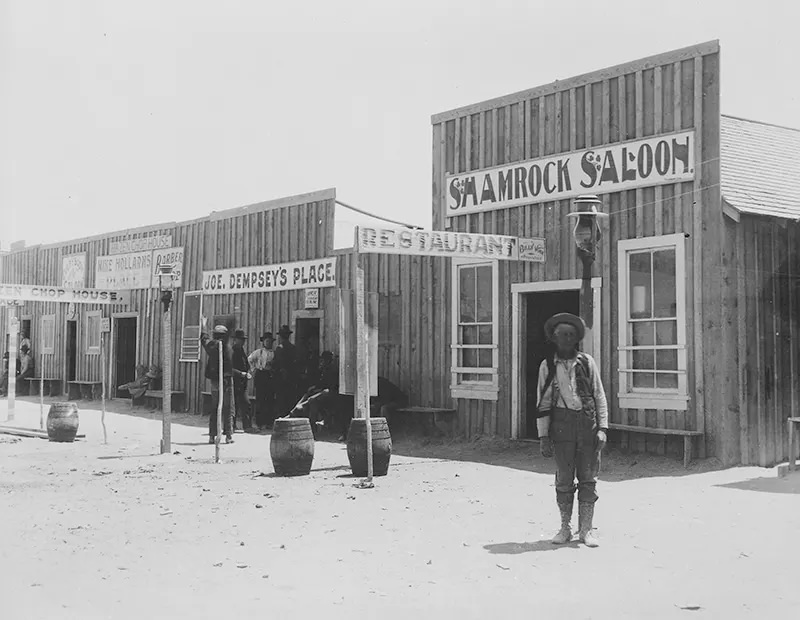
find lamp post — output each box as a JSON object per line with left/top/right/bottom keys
{"left": 566, "top": 195, "right": 608, "bottom": 352}
{"left": 157, "top": 264, "right": 176, "bottom": 454}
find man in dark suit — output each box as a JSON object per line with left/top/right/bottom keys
{"left": 231, "top": 329, "right": 254, "bottom": 433}
{"left": 272, "top": 324, "right": 299, "bottom": 419}
{"left": 200, "top": 321, "right": 235, "bottom": 444}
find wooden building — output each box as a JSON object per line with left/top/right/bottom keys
{"left": 3, "top": 40, "right": 800, "bottom": 468}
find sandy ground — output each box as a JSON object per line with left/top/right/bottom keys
{"left": 1, "top": 396, "right": 799, "bottom": 620}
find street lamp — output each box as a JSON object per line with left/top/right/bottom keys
{"left": 566, "top": 194, "right": 608, "bottom": 346}
{"left": 157, "top": 264, "right": 176, "bottom": 454}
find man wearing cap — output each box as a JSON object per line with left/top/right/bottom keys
{"left": 200, "top": 320, "right": 235, "bottom": 444}
{"left": 248, "top": 331, "right": 276, "bottom": 430}
{"left": 18, "top": 344, "right": 34, "bottom": 395}
{"left": 231, "top": 329, "right": 254, "bottom": 433}
{"left": 273, "top": 324, "right": 299, "bottom": 418}
{"left": 536, "top": 312, "right": 608, "bottom": 548}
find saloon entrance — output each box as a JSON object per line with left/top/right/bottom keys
{"left": 114, "top": 316, "right": 137, "bottom": 398}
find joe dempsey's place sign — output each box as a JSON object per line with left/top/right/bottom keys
{"left": 446, "top": 129, "right": 695, "bottom": 216}
{"left": 356, "top": 226, "right": 546, "bottom": 263}
{"left": 0, "top": 283, "right": 130, "bottom": 305}
{"left": 202, "top": 258, "right": 337, "bottom": 295}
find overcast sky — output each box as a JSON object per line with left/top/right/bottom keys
{"left": 1, "top": 0, "right": 797, "bottom": 249}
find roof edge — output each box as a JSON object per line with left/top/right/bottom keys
{"left": 722, "top": 113, "right": 800, "bottom": 133}
{"left": 431, "top": 40, "right": 719, "bottom": 124}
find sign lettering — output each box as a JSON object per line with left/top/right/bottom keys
{"left": 61, "top": 253, "right": 87, "bottom": 289}
{"left": 445, "top": 130, "right": 694, "bottom": 216}
{"left": 201, "top": 258, "right": 337, "bottom": 295}
{"left": 109, "top": 234, "right": 173, "bottom": 255}
{"left": 0, "top": 283, "right": 130, "bottom": 305}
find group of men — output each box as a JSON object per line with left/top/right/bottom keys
{"left": 200, "top": 320, "right": 304, "bottom": 443}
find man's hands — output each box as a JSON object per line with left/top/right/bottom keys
{"left": 596, "top": 429, "right": 607, "bottom": 450}
{"left": 540, "top": 435, "right": 554, "bottom": 458}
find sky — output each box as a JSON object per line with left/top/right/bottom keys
{"left": 1, "top": 0, "right": 798, "bottom": 250}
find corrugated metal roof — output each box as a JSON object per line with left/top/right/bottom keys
{"left": 721, "top": 115, "right": 800, "bottom": 220}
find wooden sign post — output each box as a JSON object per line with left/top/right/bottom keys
{"left": 6, "top": 310, "right": 19, "bottom": 422}
{"left": 39, "top": 353, "right": 44, "bottom": 431}
{"left": 160, "top": 297, "right": 173, "bottom": 455}
{"left": 215, "top": 342, "right": 223, "bottom": 464}
{"left": 100, "top": 333, "right": 108, "bottom": 444}
{"left": 354, "top": 252, "right": 374, "bottom": 487}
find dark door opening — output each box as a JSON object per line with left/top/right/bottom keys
{"left": 115, "top": 318, "right": 137, "bottom": 398}
{"left": 66, "top": 320, "right": 78, "bottom": 382}
{"left": 294, "top": 317, "right": 321, "bottom": 391}
{"left": 524, "top": 290, "right": 580, "bottom": 439}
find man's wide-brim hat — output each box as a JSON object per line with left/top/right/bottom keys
{"left": 544, "top": 312, "right": 586, "bottom": 341}
{"left": 213, "top": 325, "right": 228, "bottom": 335}
{"left": 233, "top": 329, "right": 247, "bottom": 340}
{"left": 260, "top": 331, "right": 274, "bottom": 341}
{"left": 278, "top": 324, "right": 293, "bottom": 336}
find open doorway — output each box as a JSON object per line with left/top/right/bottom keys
{"left": 294, "top": 315, "right": 321, "bottom": 391}
{"left": 114, "top": 317, "right": 137, "bottom": 398}
{"left": 65, "top": 320, "right": 78, "bottom": 382}
{"left": 523, "top": 290, "right": 580, "bottom": 438}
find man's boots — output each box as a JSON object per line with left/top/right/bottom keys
{"left": 551, "top": 499, "right": 573, "bottom": 544}
{"left": 578, "top": 502, "right": 599, "bottom": 547}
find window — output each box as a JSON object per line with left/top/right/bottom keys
{"left": 85, "top": 311, "right": 102, "bottom": 354}
{"left": 41, "top": 315, "right": 55, "bottom": 354}
{"left": 451, "top": 260, "right": 499, "bottom": 400}
{"left": 617, "top": 234, "right": 688, "bottom": 410}
{"left": 180, "top": 291, "right": 203, "bottom": 362}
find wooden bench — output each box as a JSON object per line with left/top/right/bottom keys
{"left": 393, "top": 406, "right": 458, "bottom": 437}
{"left": 788, "top": 417, "right": 800, "bottom": 472}
{"left": 608, "top": 423, "right": 704, "bottom": 468}
{"left": 132, "top": 390, "right": 186, "bottom": 413}
{"left": 68, "top": 381, "right": 103, "bottom": 401}
{"left": 200, "top": 391, "right": 256, "bottom": 415}
{"left": 24, "top": 377, "right": 62, "bottom": 397}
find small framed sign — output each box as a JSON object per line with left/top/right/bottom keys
{"left": 304, "top": 288, "right": 320, "bottom": 309}
{"left": 101, "top": 317, "right": 111, "bottom": 333}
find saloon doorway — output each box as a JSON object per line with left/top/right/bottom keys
{"left": 293, "top": 311, "right": 323, "bottom": 391}
{"left": 511, "top": 279, "right": 602, "bottom": 440}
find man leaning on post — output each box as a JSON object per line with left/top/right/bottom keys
{"left": 536, "top": 312, "right": 608, "bottom": 548}
{"left": 200, "top": 318, "right": 235, "bottom": 445}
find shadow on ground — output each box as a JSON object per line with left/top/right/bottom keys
{"left": 483, "top": 540, "right": 580, "bottom": 554}
{"left": 715, "top": 471, "right": 800, "bottom": 495}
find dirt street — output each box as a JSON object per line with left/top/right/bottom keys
{"left": 1, "top": 397, "right": 799, "bottom": 620}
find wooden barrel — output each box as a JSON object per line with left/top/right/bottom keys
{"left": 269, "top": 417, "right": 315, "bottom": 476}
{"left": 347, "top": 417, "right": 392, "bottom": 477}
{"left": 46, "top": 402, "right": 80, "bottom": 443}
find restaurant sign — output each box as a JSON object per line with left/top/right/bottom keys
{"left": 201, "top": 258, "right": 337, "bottom": 295}
{"left": 445, "top": 129, "right": 695, "bottom": 216}
{"left": 0, "top": 283, "right": 129, "bottom": 305}
{"left": 95, "top": 247, "right": 185, "bottom": 290}
{"left": 356, "top": 226, "right": 546, "bottom": 262}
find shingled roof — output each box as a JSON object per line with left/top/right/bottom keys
{"left": 721, "top": 115, "right": 800, "bottom": 220}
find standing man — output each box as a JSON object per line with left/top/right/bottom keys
{"left": 272, "top": 324, "right": 299, "bottom": 418}
{"left": 200, "top": 321, "right": 235, "bottom": 444}
{"left": 231, "top": 329, "right": 254, "bottom": 433}
{"left": 18, "top": 344, "right": 34, "bottom": 395}
{"left": 536, "top": 313, "right": 608, "bottom": 548}
{"left": 248, "top": 331, "right": 276, "bottom": 431}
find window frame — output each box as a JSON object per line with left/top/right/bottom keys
{"left": 85, "top": 310, "right": 102, "bottom": 355}
{"left": 179, "top": 291, "right": 203, "bottom": 363}
{"left": 40, "top": 314, "right": 56, "bottom": 354}
{"left": 617, "top": 233, "right": 688, "bottom": 410}
{"left": 450, "top": 258, "right": 499, "bottom": 400}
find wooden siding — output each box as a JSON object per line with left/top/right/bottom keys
{"left": 431, "top": 43, "right": 723, "bottom": 453}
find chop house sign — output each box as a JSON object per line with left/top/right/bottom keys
{"left": 446, "top": 130, "right": 694, "bottom": 216}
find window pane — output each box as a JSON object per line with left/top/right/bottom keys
{"left": 632, "top": 322, "right": 654, "bottom": 346}
{"left": 632, "top": 350, "right": 654, "bottom": 370}
{"left": 461, "top": 326, "right": 478, "bottom": 345}
{"left": 459, "top": 267, "right": 476, "bottom": 323}
{"left": 476, "top": 266, "right": 493, "bottom": 322}
{"left": 633, "top": 372, "right": 655, "bottom": 388}
{"left": 656, "top": 373, "right": 679, "bottom": 389}
{"left": 478, "top": 325, "right": 493, "bottom": 344}
{"left": 629, "top": 252, "right": 652, "bottom": 319}
{"left": 462, "top": 348, "right": 479, "bottom": 368}
{"left": 478, "top": 349, "right": 492, "bottom": 368}
{"left": 656, "top": 320, "right": 677, "bottom": 345}
{"left": 653, "top": 249, "right": 677, "bottom": 318}
{"left": 656, "top": 349, "right": 678, "bottom": 371}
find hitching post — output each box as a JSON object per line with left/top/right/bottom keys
{"left": 100, "top": 333, "right": 108, "bottom": 444}
{"left": 157, "top": 264, "right": 175, "bottom": 455}
{"left": 215, "top": 341, "right": 223, "bottom": 464}
{"left": 39, "top": 353, "right": 44, "bottom": 430}
{"left": 354, "top": 239, "right": 374, "bottom": 488}
{"left": 7, "top": 309, "right": 18, "bottom": 422}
